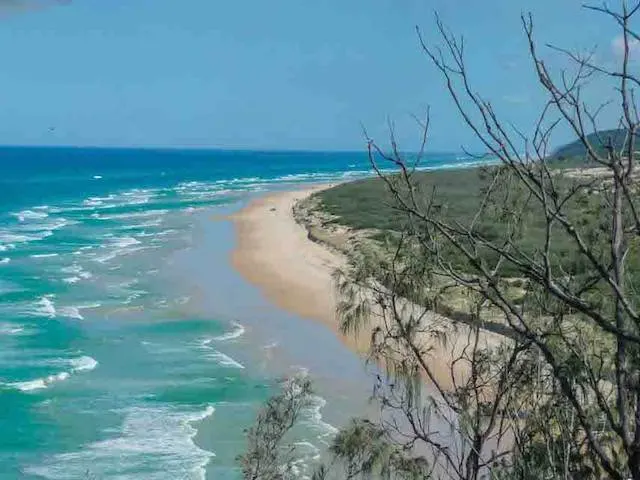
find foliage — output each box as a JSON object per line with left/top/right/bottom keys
{"left": 328, "top": 419, "right": 431, "bottom": 479}
{"left": 241, "top": 2, "right": 640, "bottom": 480}
{"left": 237, "top": 375, "right": 314, "bottom": 480}
{"left": 315, "top": 163, "right": 626, "bottom": 280}
{"left": 552, "top": 128, "right": 640, "bottom": 160}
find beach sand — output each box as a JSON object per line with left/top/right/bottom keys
{"left": 229, "top": 185, "right": 373, "bottom": 354}
{"left": 230, "top": 185, "right": 503, "bottom": 387}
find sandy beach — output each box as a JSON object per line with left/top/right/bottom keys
{"left": 230, "top": 185, "right": 503, "bottom": 386}
{"left": 230, "top": 185, "right": 371, "bottom": 355}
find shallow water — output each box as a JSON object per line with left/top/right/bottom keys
{"left": 0, "top": 147, "right": 473, "bottom": 479}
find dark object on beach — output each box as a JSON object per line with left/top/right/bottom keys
{"left": 270, "top": 207, "right": 276, "bottom": 212}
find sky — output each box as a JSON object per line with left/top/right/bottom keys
{"left": 0, "top": 0, "right": 633, "bottom": 151}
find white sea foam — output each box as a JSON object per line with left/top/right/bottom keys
{"left": 19, "top": 217, "right": 71, "bottom": 233}
{"left": 212, "top": 322, "right": 245, "bottom": 342}
{"left": 93, "top": 175, "right": 103, "bottom": 179}
{"left": 33, "top": 296, "right": 57, "bottom": 318}
{"left": 10, "top": 372, "right": 70, "bottom": 392}
{"left": 219, "top": 176, "right": 260, "bottom": 184}
{"left": 58, "top": 306, "right": 84, "bottom": 320}
{"left": 95, "top": 209, "right": 168, "bottom": 221}
{"left": 165, "top": 159, "right": 492, "bottom": 199}
{"left": 182, "top": 206, "right": 206, "bottom": 214}
{"left": 154, "top": 229, "right": 177, "bottom": 237}
{"left": 80, "top": 189, "right": 158, "bottom": 212}
{"left": 72, "top": 246, "right": 95, "bottom": 256}
{"left": 176, "top": 296, "right": 191, "bottom": 306}
{"left": 119, "top": 219, "right": 163, "bottom": 230}
{"left": 290, "top": 443, "right": 323, "bottom": 478}
{"left": 206, "top": 350, "right": 245, "bottom": 369}
{"left": 61, "top": 264, "right": 93, "bottom": 283}
{"left": 12, "top": 379, "right": 48, "bottom": 391}
{"left": 263, "top": 373, "right": 337, "bottom": 478}
{"left": 173, "top": 174, "right": 352, "bottom": 203}
{"left": 123, "top": 289, "right": 149, "bottom": 305}
{"left": 288, "top": 370, "right": 339, "bottom": 445}
{"left": 62, "top": 303, "right": 100, "bottom": 319}
{"left": 111, "top": 236, "right": 141, "bottom": 248}
{"left": 0, "top": 323, "right": 25, "bottom": 336}
{"left": 120, "top": 189, "right": 156, "bottom": 205}
{"left": 0, "top": 218, "right": 71, "bottom": 250}
{"left": 24, "top": 404, "right": 215, "bottom": 480}
{"left": 12, "top": 209, "right": 49, "bottom": 222}
{"left": 69, "top": 355, "right": 98, "bottom": 372}
{"left": 0, "top": 258, "right": 10, "bottom": 264}
{"left": 181, "top": 189, "right": 235, "bottom": 200}
{"left": 7, "top": 355, "right": 97, "bottom": 393}
{"left": 94, "top": 246, "right": 150, "bottom": 264}
{"left": 118, "top": 279, "right": 139, "bottom": 289}
{"left": 93, "top": 236, "right": 145, "bottom": 263}
{"left": 0, "top": 231, "right": 50, "bottom": 244}
{"left": 28, "top": 296, "right": 93, "bottom": 320}
{"left": 303, "top": 395, "right": 339, "bottom": 442}
{"left": 84, "top": 197, "right": 107, "bottom": 207}
{"left": 79, "top": 302, "right": 102, "bottom": 309}
{"left": 30, "top": 253, "right": 59, "bottom": 259}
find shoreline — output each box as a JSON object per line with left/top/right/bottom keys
{"left": 229, "top": 184, "right": 372, "bottom": 356}
{"left": 229, "top": 184, "right": 503, "bottom": 386}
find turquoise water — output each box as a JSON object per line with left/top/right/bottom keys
{"left": 0, "top": 147, "right": 474, "bottom": 479}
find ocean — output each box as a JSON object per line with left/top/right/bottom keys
{"left": 0, "top": 147, "right": 475, "bottom": 479}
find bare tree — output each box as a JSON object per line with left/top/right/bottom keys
{"left": 241, "top": 2, "right": 640, "bottom": 479}
{"left": 333, "top": 1, "right": 640, "bottom": 479}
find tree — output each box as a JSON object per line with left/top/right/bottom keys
{"left": 238, "top": 375, "right": 314, "bottom": 480}
{"left": 343, "top": 1, "right": 640, "bottom": 478}
{"left": 241, "top": 2, "right": 640, "bottom": 479}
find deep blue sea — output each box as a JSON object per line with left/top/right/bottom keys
{"left": 0, "top": 147, "right": 476, "bottom": 479}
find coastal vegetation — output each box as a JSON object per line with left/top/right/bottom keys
{"left": 553, "top": 128, "right": 640, "bottom": 160}
{"left": 240, "top": 2, "right": 640, "bottom": 479}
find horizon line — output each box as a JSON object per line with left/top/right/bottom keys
{"left": 0, "top": 144, "right": 465, "bottom": 155}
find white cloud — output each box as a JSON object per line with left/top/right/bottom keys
{"left": 611, "top": 34, "right": 640, "bottom": 58}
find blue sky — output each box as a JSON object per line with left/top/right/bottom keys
{"left": 0, "top": 0, "right": 630, "bottom": 151}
